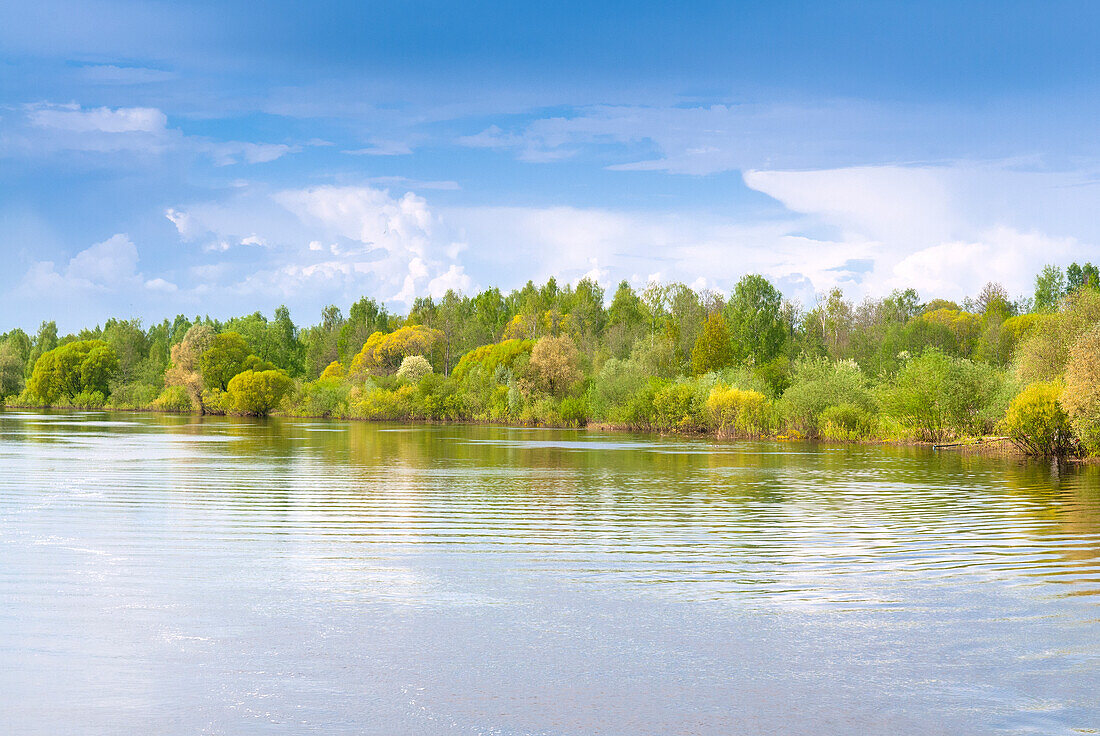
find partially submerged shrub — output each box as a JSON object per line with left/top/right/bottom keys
{"left": 153, "top": 385, "right": 194, "bottom": 412}
{"left": 706, "top": 384, "right": 770, "bottom": 437}
{"left": 226, "top": 369, "right": 293, "bottom": 416}
{"left": 819, "top": 403, "right": 875, "bottom": 441}
{"left": 1004, "top": 382, "right": 1077, "bottom": 456}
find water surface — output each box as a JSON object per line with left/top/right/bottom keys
{"left": 1, "top": 411, "right": 1099, "bottom": 734}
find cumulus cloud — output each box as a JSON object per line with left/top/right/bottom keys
{"left": 19, "top": 233, "right": 177, "bottom": 301}
{"left": 743, "top": 163, "right": 1100, "bottom": 300}
{"left": 163, "top": 184, "right": 472, "bottom": 307}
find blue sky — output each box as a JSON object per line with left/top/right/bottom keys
{"left": 2, "top": 0, "right": 1100, "bottom": 331}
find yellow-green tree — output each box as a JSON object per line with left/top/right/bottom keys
{"left": 1061, "top": 324, "right": 1100, "bottom": 453}
{"left": 226, "top": 369, "right": 293, "bottom": 416}
{"left": 691, "top": 313, "right": 733, "bottom": 375}
{"left": 524, "top": 335, "right": 581, "bottom": 397}
{"left": 349, "top": 325, "right": 442, "bottom": 375}
{"left": 164, "top": 324, "right": 213, "bottom": 413}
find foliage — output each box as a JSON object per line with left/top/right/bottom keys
{"left": 396, "top": 355, "right": 433, "bottom": 384}
{"left": 1060, "top": 324, "right": 1100, "bottom": 453}
{"left": 706, "top": 385, "right": 770, "bottom": 437}
{"left": 349, "top": 325, "right": 442, "bottom": 375}
{"left": 1004, "top": 382, "right": 1077, "bottom": 456}
{"left": 27, "top": 340, "right": 119, "bottom": 404}
{"left": 290, "top": 377, "right": 350, "bottom": 418}
{"left": 0, "top": 341, "right": 24, "bottom": 398}
{"left": 725, "top": 274, "right": 786, "bottom": 365}
{"left": 199, "top": 332, "right": 252, "bottom": 390}
{"left": 152, "top": 385, "right": 194, "bottom": 412}
{"left": 1015, "top": 288, "right": 1100, "bottom": 383}
{"left": 451, "top": 339, "right": 533, "bottom": 382}
{"left": 165, "top": 324, "right": 213, "bottom": 412}
{"left": 878, "top": 350, "right": 1010, "bottom": 442}
{"left": 524, "top": 335, "right": 582, "bottom": 397}
{"left": 779, "top": 358, "right": 873, "bottom": 438}
{"left": 319, "top": 360, "right": 345, "bottom": 380}
{"left": 691, "top": 313, "right": 733, "bottom": 375}
{"left": 225, "top": 369, "right": 293, "bottom": 416}
{"left": 11, "top": 263, "right": 1100, "bottom": 453}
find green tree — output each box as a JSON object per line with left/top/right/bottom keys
{"left": 0, "top": 341, "right": 24, "bottom": 398}
{"left": 1067, "top": 262, "right": 1099, "bottom": 292}
{"left": 302, "top": 305, "right": 344, "bottom": 379}
{"left": 200, "top": 332, "right": 252, "bottom": 391}
{"left": 606, "top": 281, "right": 649, "bottom": 358}
{"left": 691, "top": 313, "right": 733, "bottom": 375}
{"left": 1033, "top": 265, "right": 1065, "bottom": 312}
{"left": 725, "top": 274, "right": 787, "bottom": 365}
{"left": 25, "top": 321, "right": 59, "bottom": 379}
{"left": 338, "top": 297, "right": 390, "bottom": 363}
{"left": 27, "top": 340, "right": 119, "bottom": 404}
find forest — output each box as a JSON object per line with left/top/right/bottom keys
{"left": 2, "top": 262, "right": 1100, "bottom": 457}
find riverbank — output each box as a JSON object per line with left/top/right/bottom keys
{"left": 2, "top": 401, "right": 1040, "bottom": 458}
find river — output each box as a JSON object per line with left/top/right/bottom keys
{"left": 1, "top": 410, "right": 1098, "bottom": 734}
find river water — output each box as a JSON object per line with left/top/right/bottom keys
{"left": 1, "top": 410, "right": 1098, "bottom": 734}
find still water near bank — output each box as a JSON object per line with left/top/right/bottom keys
{"left": 0, "top": 411, "right": 1098, "bottom": 735}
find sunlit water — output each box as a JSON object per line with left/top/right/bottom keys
{"left": 1, "top": 411, "right": 1098, "bottom": 735}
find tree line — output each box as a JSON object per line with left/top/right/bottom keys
{"left": 3, "top": 262, "right": 1100, "bottom": 456}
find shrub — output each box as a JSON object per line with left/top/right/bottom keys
{"left": 319, "top": 360, "right": 345, "bottom": 380}
{"left": 152, "top": 385, "right": 194, "bottom": 412}
{"left": 1004, "top": 382, "right": 1077, "bottom": 456}
{"left": 780, "top": 358, "right": 873, "bottom": 437}
{"left": 226, "top": 369, "right": 293, "bottom": 416}
{"left": 819, "top": 403, "right": 875, "bottom": 441}
{"left": 706, "top": 384, "right": 770, "bottom": 437}
{"left": 879, "top": 350, "right": 1010, "bottom": 442}
{"left": 652, "top": 382, "right": 699, "bottom": 431}
{"left": 559, "top": 396, "right": 589, "bottom": 426}
{"left": 452, "top": 339, "right": 534, "bottom": 382}
{"left": 396, "top": 355, "right": 433, "bottom": 384}
{"left": 350, "top": 385, "right": 416, "bottom": 420}
{"left": 70, "top": 390, "right": 106, "bottom": 409}
{"left": 107, "top": 381, "right": 159, "bottom": 409}
{"left": 292, "top": 378, "right": 350, "bottom": 418}
{"left": 201, "top": 388, "right": 233, "bottom": 415}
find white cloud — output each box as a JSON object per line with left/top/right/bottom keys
{"left": 60, "top": 233, "right": 140, "bottom": 287}
{"left": 28, "top": 103, "right": 167, "bottom": 133}
{"left": 743, "top": 163, "right": 1100, "bottom": 300}
{"left": 144, "top": 277, "right": 178, "bottom": 292}
{"left": 427, "top": 264, "right": 473, "bottom": 297}
{"left": 8, "top": 103, "right": 297, "bottom": 165}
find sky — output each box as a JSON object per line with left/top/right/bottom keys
{"left": 2, "top": 0, "right": 1100, "bottom": 331}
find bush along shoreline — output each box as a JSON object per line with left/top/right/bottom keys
{"left": 4, "top": 265, "right": 1100, "bottom": 458}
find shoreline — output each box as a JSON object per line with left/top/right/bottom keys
{"left": 0, "top": 402, "right": 1048, "bottom": 458}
